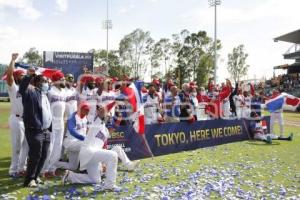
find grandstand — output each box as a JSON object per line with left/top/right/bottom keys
{"left": 271, "top": 29, "right": 300, "bottom": 97}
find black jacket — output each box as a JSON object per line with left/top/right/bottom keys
{"left": 19, "top": 75, "right": 51, "bottom": 131}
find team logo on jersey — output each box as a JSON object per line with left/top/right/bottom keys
{"left": 101, "top": 96, "right": 115, "bottom": 101}
{"left": 76, "top": 123, "right": 87, "bottom": 130}
{"left": 50, "top": 95, "right": 66, "bottom": 103}
{"left": 66, "top": 95, "right": 77, "bottom": 102}
{"left": 95, "top": 130, "right": 106, "bottom": 141}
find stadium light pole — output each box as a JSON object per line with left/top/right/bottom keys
{"left": 103, "top": 0, "right": 112, "bottom": 74}
{"left": 208, "top": 0, "right": 221, "bottom": 84}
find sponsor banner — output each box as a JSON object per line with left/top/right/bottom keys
{"left": 43, "top": 51, "right": 93, "bottom": 80}
{"left": 108, "top": 117, "right": 270, "bottom": 160}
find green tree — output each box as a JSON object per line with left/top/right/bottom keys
{"left": 93, "top": 49, "right": 129, "bottom": 78}
{"left": 172, "top": 30, "right": 221, "bottom": 87}
{"left": 153, "top": 38, "right": 172, "bottom": 76}
{"left": 119, "top": 28, "right": 153, "bottom": 79}
{"left": 21, "top": 47, "right": 42, "bottom": 66}
{"left": 227, "top": 45, "right": 249, "bottom": 83}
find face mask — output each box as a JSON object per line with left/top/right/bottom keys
{"left": 87, "top": 83, "right": 95, "bottom": 90}
{"left": 41, "top": 83, "right": 49, "bottom": 92}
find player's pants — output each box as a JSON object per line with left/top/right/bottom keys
{"left": 68, "top": 149, "right": 118, "bottom": 188}
{"left": 9, "top": 115, "right": 28, "bottom": 174}
{"left": 242, "top": 108, "right": 250, "bottom": 119}
{"left": 270, "top": 112, "right": 284, "bottom": 136}
{"left": 111, "top": 146, "right": 130, "bottom": 165}
{"left": 254, "top": 133, "right": 278, "bottom": 141}
{"left": 43, "top": 127, "right": 64, "bottom": 173}
{"left": 56, "top": 139, "right": 83, "bottom": 170}
{"left": 223, "top": 101, "right": 231, "bottom": 118}
{"left": 236, "top": 108, "right": 242, "bottom": 119}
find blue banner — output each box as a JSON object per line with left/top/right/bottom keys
{"left": 108, "top": 117, "right": 270, "bottom": 160}
{"left": 43, "top": 51, "right": 93, "bottom": 81}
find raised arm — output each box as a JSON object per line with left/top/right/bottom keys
{"left": 6, "top": 53, "right": 18, "bottom": 86}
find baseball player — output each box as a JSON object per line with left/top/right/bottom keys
{"left": 250, "top": 112, "right": 293, "bottom": 144}
{"left": 5, "top": 53, "right": 28, "bottom": 177}
{"left": 43, "top": 71, "right": 66, "bottom": 177}
{"left": 268, "top": 90, "right": 285, "bottom": 137}
{"left": 196, "top": 87, "right": 210, "bottom": 120}
{"left": 222, "top": 80, "right": 232, "bottom": 118}
{"left": 98, "top": 78, "right": 116, "bottom": 117}
{"left": 78, "top": 75, "right": 98, "bottom": 123}
{"left": 62, "top": 105, "right": 139, "bottom": 190}
{"left": 233, "top": 89, "right": 243, "bottom": 119}
{"left": 56, "top": 101, "right": 89, "bottom": 170}
{"left": 65, "top": 74, "right": 78, "bottom": 118}
{"left": 241, "top": 91, "right": 251, "bottom": 119}
{"left": 143, "top": 84, "right": 162, "bottom": 124}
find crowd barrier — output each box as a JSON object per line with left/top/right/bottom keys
{"left": 107, "top": 117, "right": 270, "bottom": 160}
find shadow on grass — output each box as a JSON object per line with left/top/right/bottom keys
{"left": 246, "top": 141, "right": 281, "bottom": 146}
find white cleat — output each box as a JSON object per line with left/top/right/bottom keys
{"left": 125, "top": 160, "right": 140, "bottom": 171}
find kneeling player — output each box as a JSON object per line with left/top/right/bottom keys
{"left": 56, "top": 102, "right": 90, "bottom": 170}
{"left": 62, "top": 105, "right": 139, "bottom": 190}
{"left": 249, "top": 112, "right": 293, "bottom": 144}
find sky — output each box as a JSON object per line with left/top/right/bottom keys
{"left": 0, "top": 0, "right": 299, "bottom": 82}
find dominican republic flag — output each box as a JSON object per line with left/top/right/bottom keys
{"left": 127, "top": 80, "right": 145, "bottom": 134}
{"left": 265, "top": 92, "right": 300, "bottom": 112}
{"left": 1, "top": 63, "right": 59, "bottom": 80}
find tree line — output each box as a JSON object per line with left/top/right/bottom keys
{"left": 16, "top": 28, "right": 249, "bottom": 86}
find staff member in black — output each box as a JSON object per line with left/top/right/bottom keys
{"left": 19, "top": 71, "right": 52, "bottom": 187}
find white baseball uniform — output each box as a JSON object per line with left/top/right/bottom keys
{"left": 242, "top": 96, "right": 251, "bottom": 119}
{"left": 65, "top": 87, "right": 78, "bottom": 118}
{"left": 143, "top": 94, "right": 160, "bottom": 124}
{"left": 43, "top": 86, "right": 66, "bottom": 173}
{"left": 223, "top": 97, "right": 231, "bottom": 118}
{"left": 98, "top": 90, "right": 116, "bottom": 116}
{"left": 67, "top": 117, "right": 118, "bottom": 187}
{"left": 7, "top": 82, "right": 28, "bottom": 175}
{"left": 270, "top": 109, "right": 284, "bottom": 136}
{"left": 79, "top": 87, "right": 98, "bottom": 123}
{"left": 56, "top": 112, "right": 87, "bottom": 170}
{"left": 234, "top": 94, "right": 243, "bottom": 119}
{"left": 252, "top": 121, "right": 279, "bottom": 140}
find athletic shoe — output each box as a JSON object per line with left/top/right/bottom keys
{"left": 288, "top": 133, "right": 294, "bottom": 141}
{"left": 103, "top": 185, "right": 122, "bottom": 192}
{"left": 27, "top": 180, "right": 38, "bottom": 188}
{"left": 124, "top": 160, "right": 140, "bottom": 171}
{"left": 266, "top": 135, "right": 272, "bottom": 144}
{"left": 62, "top": 170, "right": 70, "bottom": 186}
{"left": 35, "top": 177, "right": 44, "bottom": 185}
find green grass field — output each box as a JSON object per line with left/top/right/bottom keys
{"left": 0, "top": 102, "right": 299, "bottom": 199}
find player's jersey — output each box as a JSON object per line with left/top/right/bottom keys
{"left": 47, "top": 86, "right": 66, "bottom": 128}
{"left": 243, "top": 96, "right": 252, "bottom": 108}
{"left": 7, "top": 82, "right": 23, "bottom": 116}
{"left": 65, "top": 87, "right": 78, "bottom": 118}
{"left": 79, "top": 87, "right": 98, "bottom": 123}
{"left": 143, "top": 94, "right": 160, "bottom": 124}
{"left": 66, "top": 112, "right": 88, "bottom": 140}
{"left": 249, "top": 121, "right": 264, "bottom": 138}
{"left": 234, "top": 95, "right": 243, "bottom": 108}
{"left": 98, "top": 90, "right": 116, "bottom": 115}
{"left": 79, "top": 117, "right": 110, "bottom": 170}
